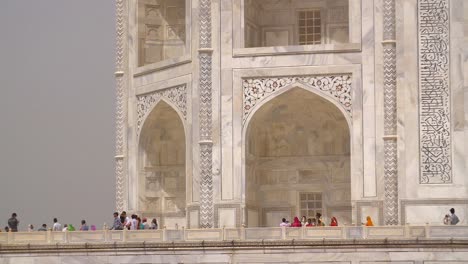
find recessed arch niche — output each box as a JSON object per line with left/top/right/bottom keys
{"left": 244, "top": 88, "right": 351, "bottom": 227}
{"left": 138, "top": 100, "right": 186, "bottom": 223}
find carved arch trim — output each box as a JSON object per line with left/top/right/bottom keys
{"left": 242, "top": 75, "right": 352, "bottom": 127}
{"left": 136, "top": 84, "right": 187, "bottom": 135}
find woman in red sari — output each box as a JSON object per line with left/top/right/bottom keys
{"left": 330, "top": 217, "right": 338, "bottom": 226}
{"left": 291, "top": 217, "right": 302, "bottom": 227}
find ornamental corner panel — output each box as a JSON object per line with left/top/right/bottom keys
{"left": 418, "top": 0, "right": 452, "bottom": 184}
{"left": 136, "top": 84, "right": 188, "bottom": 135}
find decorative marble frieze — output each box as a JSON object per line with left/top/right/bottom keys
{"left": 136, "top": 84, "right": 187, "bottom": 134}
{"left": 115, "top": 0, "right": 126, "bottom": 212}
{"left": 242, "top": 75, "right": 352, "bottom": 125}
{"left": 418, "top": 0, "right": 451, "bottom": 184}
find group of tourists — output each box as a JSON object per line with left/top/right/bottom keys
{"left": 278, "top": 208, "right": 460, "bottom": 227}
{"left": 2, "top": 212, "right": 159, "bottom": 233}
{"left": 2, "top": 208, "right": 461, "bottom": 232}
{"left": 2, "top": 213, "right": 98, "bottom": 233}
{"left": 280, "top": 213, "right": 338, "bottom": 227}
{"left": 109, "top": 211, "right": 158, "bottom": 230}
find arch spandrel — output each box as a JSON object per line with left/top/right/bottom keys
{"left": 242, "top": 75, "right": 352, "bottom": 127}
{"left": 137, "top": 84, "right": 187, "bottom": 135}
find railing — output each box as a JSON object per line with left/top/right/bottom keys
{"left": 0, "top": 225, "right": 467, "bottom": 244}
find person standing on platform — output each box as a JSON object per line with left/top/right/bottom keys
{"left": 80, "top": 220, "right": 89, "bottom": 231}
{"left": 280, "top": 218, "right": 290, "bottom": 227}
{"left": 111, "top": 212, "right": 123, "bottom": 230}
{"left": 52, "top": 218, "right": 62, "bottom": 231}
{"left": 291, "top": 217, "right": 302, "bottom": 227}
{"left": 7, "top": 213, "right": 19, "bottom": 232}
{"left": 450, "top": 208, "right": 460, "bottom": 225}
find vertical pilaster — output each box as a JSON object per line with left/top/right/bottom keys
{"left": 199, "top": 0, "right": 214, "bottom": 228}
{"left": 115, "top": 0, "right": 128, "bottom": 212}
{"left": 382, "top": 0, "right": 398, "bottom": 225}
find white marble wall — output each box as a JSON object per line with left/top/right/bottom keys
{"left": 3, "top": 248, "right": 468, "bottom": 264}
{"left": 117, "top": 0, "right": 468, "bottom": 228}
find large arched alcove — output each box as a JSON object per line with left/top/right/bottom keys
{"left": 245, "top": 88, "right": 351, "bottom": 227}
{"left": 138, "top": 100, "right": 186, "bottom": 226}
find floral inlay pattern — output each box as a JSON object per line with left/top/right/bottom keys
{"left": 242, "top": 75, "right": 352, "bottom": 124}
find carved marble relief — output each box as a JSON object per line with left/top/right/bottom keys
{"left": 242, "top": 75, "right": 352, "bottom": 125}
{"left": 136, "top": 84, "right": 187, "bottom": 134}
{"left": 418, "top": 0, "right": 451, "bottom": 184}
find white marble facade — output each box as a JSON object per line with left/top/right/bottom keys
{"left": 114, "top": 0, "right": 468, "bottom": 229}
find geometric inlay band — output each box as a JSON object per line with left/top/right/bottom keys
{"left": 382, "top": 0, "right": 398, "bottom": 225}
{"left": 115, "top": 0, "right": 126, "bottom": 212}
{"left": 198, "top": 0, "right": 214, "bottom": 229}
{"left": 418, "top": 0, "right": 451, "bottom": 184}
{"left": 242, "top": 75, "right": 352, "bottom": 125}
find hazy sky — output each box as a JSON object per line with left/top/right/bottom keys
{"left": 0, "top": 1, "right": 116, "bottom": 230}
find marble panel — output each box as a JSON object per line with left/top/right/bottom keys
{"left": 189, "top": 210, "right": 199, "bottom": 229}
{"left": 52, "top": 232, "right": 66, "bottom": 242}
{"left": 11, "top": 232, "right": 47, "bottom": 244}
{"left": 244, "top": 228, "right": 282, "bottom": 240}
{"left": 429, "top": 226, "right": 468, "bottom": 238}
{"left": 304, "top": 227, "right": 343, "bottom": 239}
{"left": 361, "top": 262, "right": 413, "bottom": 264}
{"left": 68, "top": 232, "right": 105, "bottom": 243}
{"left": 285, "top": 228, "right": 302, "bottom": 238}
{"left": 126, "top": 230, "right": 163, "bottom": 242}
{"left": 247, "top": 209, "right": 259, "bottom": 227}
{"left": 218, "top": 208, "right": 236, "bottom": 228}
{"left": 0, "top": 233, "right": 7, "bottom": 243}
{"left": 165, "top": 230, "right": 183, "bottom": 241}
{"left": 404, "top": 204, "right": 466, "bottom": 225}
{"left": 164, "top": 217, "right": 186, "bottom": 229}
{"left": 185, "top": 229, "right": 222, "bottom": 241}
{"left": 61, "top": 256, "right": 108, "bottom": 264}
{"left": 408, "top": 226, "right": 426, "bottom": 238}
{"left": 225, "top": 228, "right": 241, "bottom": 240}
{"left": 346, "top": 226, "right": 363, "bottom": 239}
{"left": 365, "top": 226, "right": 406, "bottom": 238}
{"left": 424, "top": 262, "right": 468, "bottom": 264}
{"left": 2, "top": 258, "right": 34, "bottom": 264}
{"left": 109, "top": 231, "right": 123, "bottom": 241}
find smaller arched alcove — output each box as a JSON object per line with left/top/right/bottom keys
{"left": 138, "top": 100, "right": 186, "bottom": 227}
{"left": 245, "top": 88, "right": 351, "bottom": 227}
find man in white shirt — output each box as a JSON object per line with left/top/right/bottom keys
{"left": 280, "top": 218, "right": 290, "bottom": 227}
{"left": 52, "top": 218, "right": 62, "bottom": 231}
{"left": 130, "top": 214, "right": 138, "bottom": 230}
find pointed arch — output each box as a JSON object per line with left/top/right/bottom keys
{"left": 242, "top": 87, "right": 352, "bottom": 227}
{"left": 138, "top": 97, "right": 188, "bottom": 139}
{"left": 138, "top": 99, "right": 187, "bottom": 226}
